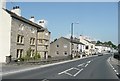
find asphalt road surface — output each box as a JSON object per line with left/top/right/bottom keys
{"left": 2, "top": 54, "right": 119, "bottom": 79}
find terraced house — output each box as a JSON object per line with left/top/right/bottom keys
{"left": 50, "top": 37, "right": 85, "bottom": 58}
{"left": 0, "top": 3, "right": 50, "bottom": 63}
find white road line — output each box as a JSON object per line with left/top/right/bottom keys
{"left": 65, "top": 72, "right": 73, "bottom": 76}
{"left": 108, "top": 57, "right": 119, "bottom": 76}
{"left": 114, "top": 70, "right": 117, "bottom": 72}
{"left": 73, "top": 67, "right": 80, "bottom": 70}
{"left": 85, "top": 64, "right": 88, "bottom": 67}
{"left": 77, "top": 63, "right": 85, "bottom": 67}
{"left": 58, "top": 67, "right": 73, "bottom": 75}
{"left": 116, "top": 73, "right": 119, "bottom": 75}
{"left": 87, "top": 61, "right": 91, "bottom": 64}
{"left": 73, "top": 69, "right": 83, "bottom": 77}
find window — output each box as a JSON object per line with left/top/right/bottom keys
{"left": 16, "top": 49, "right": 23, "bottom": 58}
{"left": 21, "top": 36, "right": 24, "bottom": 44}
{"left": 46, "top": 46, "right": 48, "bottom": 49}
{"left": 31, "top": 28, "right": 36, "bottom": 33}
{"left": 19, "top": 24, "right": 24, "bottom": 31}
{"left": 56, "top": 51, "right": 59, "bottom": 55}
{"left": 30, "top": 49, "right": 35, "bottom": 57}
{"left": 38, "top": 39, "right": 43, "bottom": 44}
{"left": 17, "top": 35, "right": 20, "bottom": 43}
{"left": 45, "top": 33, "right": 48, "bottom": 36}
{"left": 64, "top": 51, "right": 67, "bottom": 55}
{"left": 17, "top": 35, "right": 24, "bottom": 44}
{"left": 86, "top": 46, "right": 89, "bottom": 49}
{"left": 57, "top": 45, "right": 59, "bottom": 47}
{"left": 30, "top": 38, "right": 35, "bottom": 45}
{"left": 77, "top": 46, "right": 79, "bottom": 49}
{"left": 33, "top": 38, "right": 35, "bottom": 45}
{"left": 91, "top": 45, "right": 93, "bottom": 48}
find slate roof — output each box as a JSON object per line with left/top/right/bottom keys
{"left": 4, "top": 9, "right": 43, "bottom": 29}
{"left": 61, "top": 37, "right": 85, "bottom": 45}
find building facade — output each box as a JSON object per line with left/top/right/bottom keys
{"left": 50, "top": 37, "right": 85, "bottom": 58}
{"left": 0, "top": 5, "right": 50, "bottom": 63}
{"left": 37, "top": 28, "right": 50, "bottom": 59}
{"left": 79, "top": 35, "right": 96, "bottom": 56}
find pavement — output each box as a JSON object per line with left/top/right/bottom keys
{"left": 2, "top": 54, "right": 119, "bottom": 79}
{"left": 108, "top": 55, "right": 120, "bottom": 77}
{"left": 1, "top": 55, "right": 97, "bottom": 76}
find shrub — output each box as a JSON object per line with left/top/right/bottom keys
{"left": 33, "top": 52, "right": 41, "bottom": 60}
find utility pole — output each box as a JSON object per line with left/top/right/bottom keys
{"left": 71, "top": 23, "right": 74, "bottom": 59}
{"left": 70, "top": 22, "right": 79, "bottom": 59}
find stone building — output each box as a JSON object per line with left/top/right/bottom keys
{"left": 37, "top": 28, "right": 50, "bottom": 59}
{"left": 0, "top": 4, "right": 50, "bottom": 63}
{"left": 50, "top": 37, "right": 85, "bottom": 58}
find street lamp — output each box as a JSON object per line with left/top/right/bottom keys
{"left": 70, "top": 22, "right": 79, "bottom": 59}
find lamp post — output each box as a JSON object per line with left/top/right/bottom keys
{"left": 70, "top": 22, "right": 79, "bottom": 59}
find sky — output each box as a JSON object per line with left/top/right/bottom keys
{"left": 6, "top": 2, "right": 118, "bottom": 45}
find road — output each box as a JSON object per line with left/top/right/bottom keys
{"left": 2, "top": 54, "right": 119, "bottom": 79}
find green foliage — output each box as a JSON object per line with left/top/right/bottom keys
{"left": 33, "top": 52, "right": 41, "bottom": 60}
{"left": 96, "top": 40, "right": 117, "bottom": 49}
{"left": 19, "top": 48, "right": 41, "bottom": 61}
{"left": 26, "top": 47, "right": 32, "bottom": 57}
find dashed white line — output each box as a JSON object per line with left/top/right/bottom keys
{"left": 114, "top": 70, "right": 117, "bottom": 72}
{"left": 73, "top": 69, "right": 83, "bottom": 77}
{"left": 116, "top": 73, "right": 119, "bottom": 75}
{"left": 108, "top": 57, "right": 119, "bottom": 77}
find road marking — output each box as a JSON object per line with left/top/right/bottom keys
{"left": 116, "top": 73, "right": 119, "bottom": 75}
{"left": 77, "top": 63, "right": 85, "bottom": 67}
{"left": 65, "top": 72, "right": 73, "bottom": 76}
{"left": 58, "top": 67, "right": 74, "bottom": 75}
{"left": 87, "top": 61, "right": 91, "bottom": 64}
{"left": 73, "top": 69, "right": 83, "bottom": 77}
{"left": 73, "top": 67, "right": 80, "bottom": 70}
{"left": 114, "top": 70, "right": 117, "bottom": 72}
{"left": 58, "top": 67, "right": 84, "bottom": 77}
{"left": 85, "top": 64, "right": 88, "bottom": 67}
{"left": 108, "top": 57, "right": 119, "bottom": 77}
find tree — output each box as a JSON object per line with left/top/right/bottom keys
{"left": 96, "top": 40, "right": 102, "bottom": 45}
{"left": 96, "top": 40, "right": 117, "bottom": 49}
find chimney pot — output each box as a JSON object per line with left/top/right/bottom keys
{"left": 13, "top": 7, "right": 15, "bottom": 9}
{"left": 17, "top": 6, "right": 19, "bottom": 8}
{"left": 11, "top": 6, "right": 21, "bottom": 16}
{"left": 29, "top": 16, "right": 35, "bottom": 22}
{"left": 15, "top": 6, "right": 17, "bottom": 9}
{"left": 31, "top": 16, "right": 34, "bottom": 18}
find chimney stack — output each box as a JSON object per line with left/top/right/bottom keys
{"left": 29, "top": 16, "right": 35, "bottom": 22}
{"left": 11, "top": 6, "right": 21, "bottom": 16}
{"left": 38, "top": 19, "right": 46, "bottom": 28}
